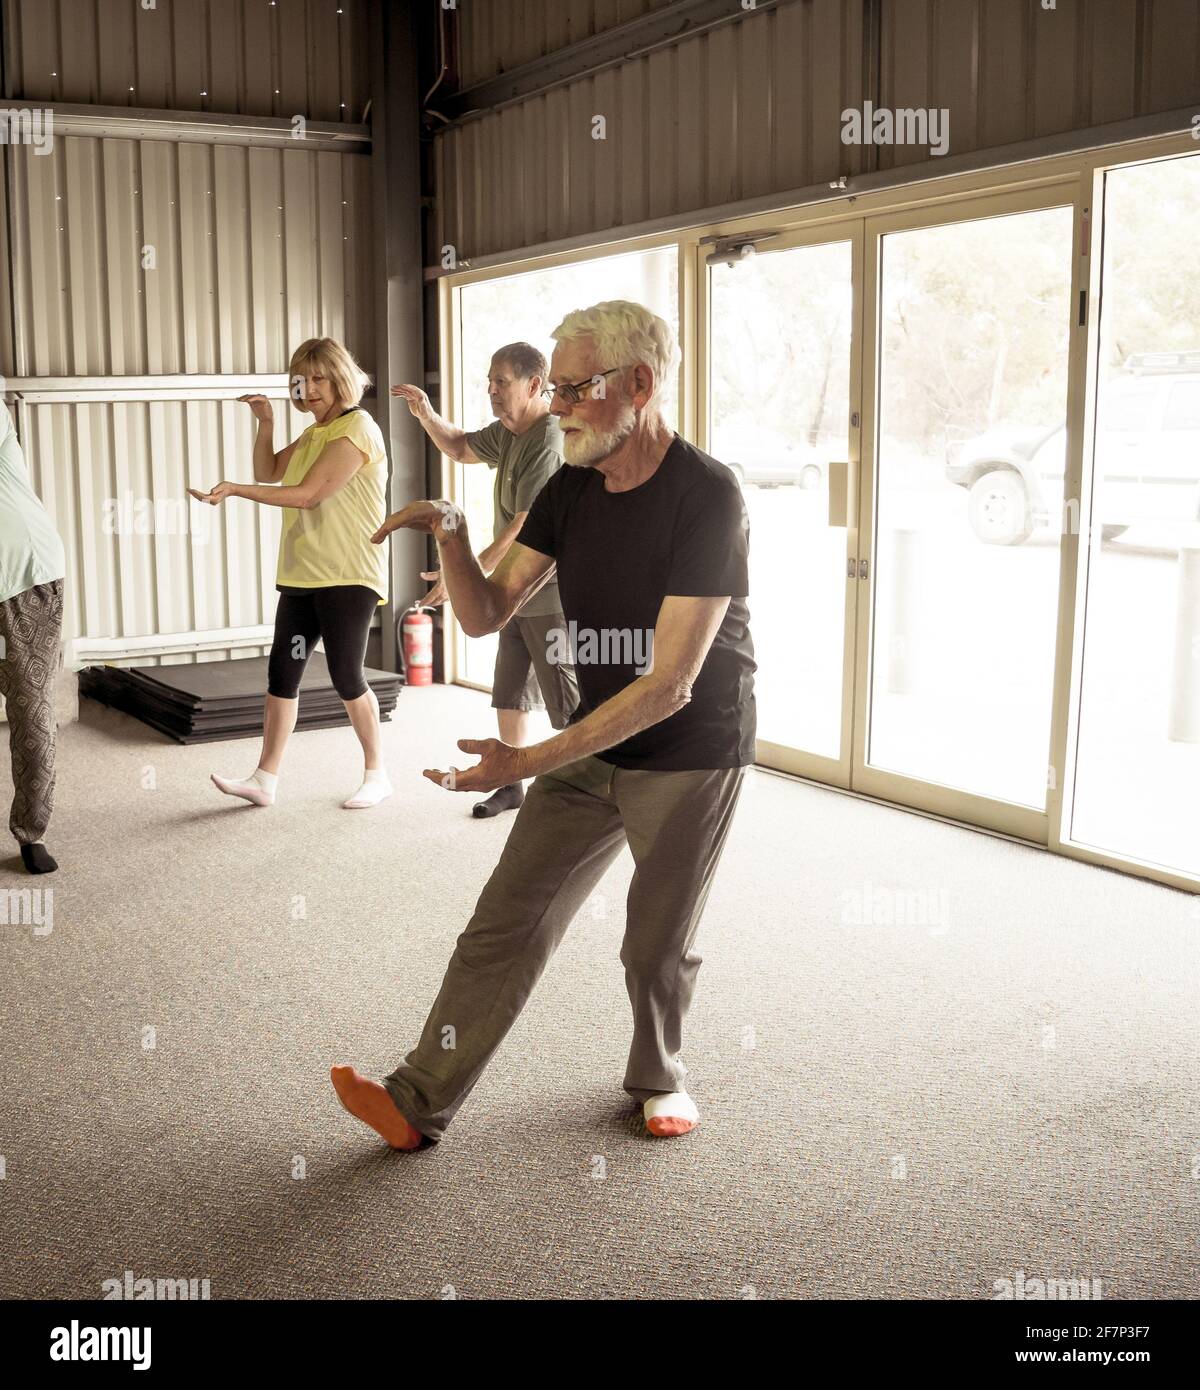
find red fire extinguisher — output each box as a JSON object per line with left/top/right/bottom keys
{"left": 400, "top": 605, "right": 435, "bottom": 686}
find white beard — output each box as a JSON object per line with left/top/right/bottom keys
{"left": 562, "top": 401, "right": 637, "bottom": 468}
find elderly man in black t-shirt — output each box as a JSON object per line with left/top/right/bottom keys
{"left": 333, "top": 300, "right": 756, "bottom": 1147}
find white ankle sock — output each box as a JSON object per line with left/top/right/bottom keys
{"left": 343, "top": 767, "right": 392, "bottom": 810}
{"left": 211, "top": 767, "right": 277, "bottom": 806}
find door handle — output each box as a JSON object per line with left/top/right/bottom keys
{"left": 829, "top": 460, "right": 849, "bottom": 527}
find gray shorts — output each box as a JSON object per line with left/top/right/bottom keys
{"left": 492, "top": 611, "right": 580, "bottom": 730}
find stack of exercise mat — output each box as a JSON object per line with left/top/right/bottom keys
{"left": 79, "top": 654, "right": 402, "bottom": 744}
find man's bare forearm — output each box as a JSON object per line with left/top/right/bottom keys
{"left": 420, "top": 410, "right": 470, "bottom": 461}
{"left": 518, "top": 677, "right": 689, "bottom": 779}
{"left": 477, "top": 526, "right": 521, "bottom": 576}
{"left": 436, "top": 525, "right": 509, "bottom": 635}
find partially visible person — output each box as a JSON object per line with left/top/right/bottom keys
{"left": 0, "top": 399, "right": 66, "bottom": 874}
{"left": 190, "top": 338, "right": 391, "bottom": 810}
{"left": 392, "top": 341, "right": 578, "bottom": 819}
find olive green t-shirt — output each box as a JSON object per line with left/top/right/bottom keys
{"left": 466, "top": 413, "right": 564, "bottom": 618}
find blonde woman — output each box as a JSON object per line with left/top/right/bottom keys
{"left": 190, "top": 338, "right": 391, "bottom": 809}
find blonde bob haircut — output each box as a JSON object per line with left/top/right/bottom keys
{"left": 287, "top": 337, "right": 371, "bottom": 412}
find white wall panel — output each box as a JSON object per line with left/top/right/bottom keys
{"left": 1, "top": 129, "right": 374, "bottom": 665}
{"left": 3, "top": 137, "right": 374, "bottom": 378}
{"left": 14, "top": 391, "right": 303, "bottom": 659}
{"left": 0, "top": 0, "right": 384, "bottom": 674}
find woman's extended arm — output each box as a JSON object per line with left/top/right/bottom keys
{"left": 239, "top": 394, "right": 299, "bottom": 483}
{"left": 189, "top": 437, "right": 364, "bottom": 510}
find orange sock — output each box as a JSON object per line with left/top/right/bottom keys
{"left": 330, "top": 1065, "right": 422, "bottom": 1150}
{"left": 646, "top": 1114, "right": 698, "bottom": 1137}
{"left": 643, "top": 1091, "right": 700, "bottom": 1137}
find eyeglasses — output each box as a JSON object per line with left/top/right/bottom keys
{"left": 543, "top": 365, "right": 635, "bottom": 406}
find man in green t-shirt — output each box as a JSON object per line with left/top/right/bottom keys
{"left": 392, "top": 343, "right": 579, "bottom": 818}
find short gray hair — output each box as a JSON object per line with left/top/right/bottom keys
{"left": 491, "top": 342, "right": 548, "bottom": 382}
{"left": 551, "top": 300, "right": 678, "bottom": 405}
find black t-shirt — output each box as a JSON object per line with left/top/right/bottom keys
{"left": 517, "top": 433, "right": 756, "bottom": 771}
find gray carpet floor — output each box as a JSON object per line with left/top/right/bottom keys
{"left": 0, "top": 682, "right": 1197, "bottom": 1300}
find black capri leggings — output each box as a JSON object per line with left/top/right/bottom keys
{"left": 267, "top": 585, "right": 379, "bottom": 701}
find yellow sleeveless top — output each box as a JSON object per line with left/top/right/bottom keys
{"left": 276, "top": 408, "right": 389, "bottom": 603}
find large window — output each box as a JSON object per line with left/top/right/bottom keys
{"left": 867, "top": 205, "right": 1074, "bottom": 808}
{"left": 1069, "top": 155, "right": 1200, "bottom": 876}
{"left": 710, "top": 236, "right": 854, "bottom": 766}
{"left": 443, "top": 136, "right": 1200, "bottom": 894}
{"left": 453, "top": 247, "right": 679, "bottom": 688}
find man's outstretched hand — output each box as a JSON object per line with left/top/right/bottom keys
{"left": 372, "top": 500, "right": 463, "bottom": 546}
{"left": 424, "top": 738, "right": 527, "bottom": 794}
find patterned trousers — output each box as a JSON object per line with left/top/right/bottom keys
{"left": 0, "top": 580, "right": 63, "bottom": 845}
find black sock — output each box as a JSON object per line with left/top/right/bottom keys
{"left": 472, "top": 783, "right": 525, "bottom": 819}
{"left": 20, "top": 842, "right": 58, "bottom": 874}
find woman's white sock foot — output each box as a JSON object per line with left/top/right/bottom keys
{"left": 343, "top": 768, "right": 392, "bottom": 810}
{"left": 211, "top": 768, "right": 277, "bottom": 806}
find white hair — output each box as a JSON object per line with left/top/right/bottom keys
{"left": 551, "top": 300, "right": 679, "bottom": 406}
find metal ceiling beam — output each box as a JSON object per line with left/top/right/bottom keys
{"left": 26, "top": 103, "right": 370, "bottom": 152}
{"left": 433, "top": 0, "right": 803, "bottom": 125}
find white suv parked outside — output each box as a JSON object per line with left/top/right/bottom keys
{"left": 947, "top": 351, "right": 1200, "bottom": 543}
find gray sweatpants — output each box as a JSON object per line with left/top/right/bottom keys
{"left": 385, "top": 753, "right": 745, "bottom": 1141}
{"left": 0, "top": 580, "right": 63, "bottom": 846}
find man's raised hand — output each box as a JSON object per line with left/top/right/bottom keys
{"left": 391, "top": 383, "right": 433, "bottom": 421}
{"left": 371, "top": 500, "right": 463, "bottom": 546}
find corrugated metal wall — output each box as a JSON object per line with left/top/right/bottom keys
{"left": 456, "top": 0, "right": 679, "bottom": 86}
{"left": 436, "top": 0, "right": 863, "bottom": 258}
{"left": 0, "top": 0, "right": 378, "bottom": 666}
{"left": 880, "top": 0, "right": 1200, "bottom": 166}
{"left": 15, "top": 389, "right": 301, "bottom": 664}
{"left": 436, "top": 0, "right": 1200, "bottom": 259}
{"left": 5, "top": 136, "right": 374, "bottom": 378}
{"left": 3, "top": 0, "right": 371, "bottom": 120}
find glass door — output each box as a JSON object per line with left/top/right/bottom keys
{"left": 705, "top": 224, "right": 862, "bottom": 784}
{"left": 853, "top": 189, "right": 1078, "bottom": 837}
{"left": 1066, "top": 153, "right": 1200, "bottom": 878}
